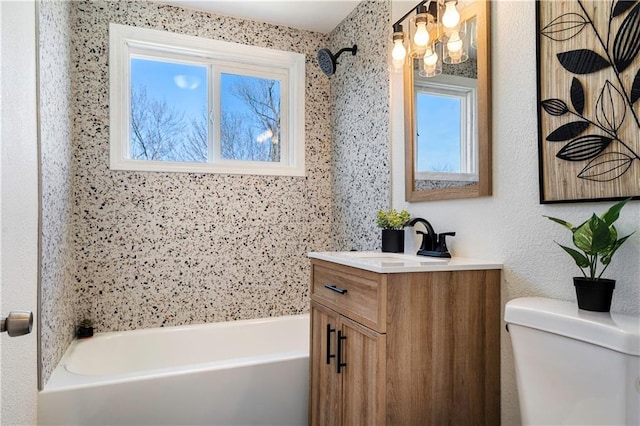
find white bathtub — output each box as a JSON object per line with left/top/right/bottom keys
{"left": 38, "top": 314, "right": 309, "bottom": 425}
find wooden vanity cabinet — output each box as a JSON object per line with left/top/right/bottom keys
{"left": 310, "top": 302, "right": 386, "bottom": 426}
{"left": 309, "top": 258, "right": 501, "bottom": 425}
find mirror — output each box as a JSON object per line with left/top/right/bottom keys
{"left": 404, "top": 0, "right": 491, "bottom": 202}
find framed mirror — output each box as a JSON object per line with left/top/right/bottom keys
{"left": 404, "top": 0, "right": 491, "bottom": 202}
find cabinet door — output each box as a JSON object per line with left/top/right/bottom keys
{"left": 310, "top": 302, "right": 341, "bottom": 426}
{"left": 339, "top": 316, "right": 386, "bottom": 426}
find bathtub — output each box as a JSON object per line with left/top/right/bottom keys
{"left": 38, "top": 314, "right": 309, "bottom": 425}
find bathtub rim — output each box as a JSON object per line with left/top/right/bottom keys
{"left": 42, "top": 313, "right": 310, "bottom": 392}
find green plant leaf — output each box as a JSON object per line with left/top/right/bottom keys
{"left": 572, "top": 214, "right": 613, "bottom": 254}
{"left": 557, "top": 243, "right": 590, "bottom": 268}
{"left": 544, "top": 215, "right": 574, "bottom": 230}
{"left": 377, "top": 209, "right": 410, "bottom": 230}
{"left": 601, "top": 198, "right": 631, "bottom": 225}
{"left": 606, "top": 225, "right": 619, "bottom": 250}
{"left": 573, "top": 218, "right": 595, "bottom": 253}
{"left": 590, "top": 214, "right": 616, "bottom": 253}
{"left": 601, "top": 233, "right": 634, "bottom": 264}
{"left": 376, "top": 210, "right": 390, "bottom": 229}
{"left": 546, "top": 199, "right": 634, "bottom": 279}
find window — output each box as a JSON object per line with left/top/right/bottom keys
{"left": 109, "top": 24, "right": 305, "bottom": 176}
{"left": 414, "top": 75, "right": 477, "bottom": 181}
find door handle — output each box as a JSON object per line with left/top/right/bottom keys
{"left": 336, "top": 330, "right": 347, "bottom": 373}
{"left": 326, "top": 323, "right": 336, "bottom": 364}
{"left": 324, "top": 284, "right": 347, "bottom": 295}
{"left": 1, "top": 311, "right": 33, "bottom": 337}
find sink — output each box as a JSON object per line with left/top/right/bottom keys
{"left": 309, "top": 251, "right": 448, "bottom": 273}
{"left": 340, "top": 252, "right": 447, "bottom": 262}
{"left": 308, "top": 251, "right": 502, "bottom": 273}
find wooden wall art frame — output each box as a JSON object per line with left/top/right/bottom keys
{"left": 536, "top": 0, "right": 640, "bottom": 203}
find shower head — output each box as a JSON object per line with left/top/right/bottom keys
{"left": 317, "top": 45, "right": 357, "bottom": 77}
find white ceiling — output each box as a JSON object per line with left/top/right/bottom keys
{"left": 159, "top": 1, "right": 448, "bottom": 34}
{"left": 160, "top": 0, "right": 362, "bottom": 33}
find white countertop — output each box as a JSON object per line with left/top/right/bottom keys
{"left": 308, "top": 251, "right": 503, "bottom": 274}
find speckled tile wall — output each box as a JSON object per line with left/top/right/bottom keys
{"left": 69, "top": 0, "right": 333, "bottom": 333}
{"left": 40, "top": 0, "right": 393, "bottom": 387}
{"left": 38, "top": 0, "right": 77, "bottom": 386}
{"left": 329, "top": 0, "right": 391, "bottom": 251}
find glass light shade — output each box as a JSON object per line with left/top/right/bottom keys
{"left": 419, "top": 42, "right": 442, "bottom": 77}
{"left": 447, "top": 31, "right": 463, "bottom": 54}
{"left": 443, "top": 29, "right": 468, "bottom": 64}
{"left": 392, "top": 57, "right": 405, "bottom": 72}
{"left": 470, "top": 20, "right": 478, "bottom": 49}
{"left": 441, "top": 1, "right": 460, "bottom": 29}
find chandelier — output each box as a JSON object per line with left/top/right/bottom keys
{"left": 392, "top": 0, "right": 473, "bottom": 77}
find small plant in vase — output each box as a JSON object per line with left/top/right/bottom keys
{"left": 76, "top": 318, "right": 94, "bottom": 338}
{"left": 376, "top": 209, "right": 411, "bottom": 253}
{"left": 545, "top": 198, "right": 634, "bottom": 312}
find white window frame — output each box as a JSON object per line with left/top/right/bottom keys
{"left": 109, "top": 23, "right": 305, "bottom": 176}
{"left": 414, "top": 74, "right": 477, "bottom": 182}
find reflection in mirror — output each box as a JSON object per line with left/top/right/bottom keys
{"left": 404, "top": 1, "right": 491, "bottom": 201}
{"left": 414, "top": 72, "right": 477, "bottom": 189}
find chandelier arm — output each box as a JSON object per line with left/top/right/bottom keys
{"left": 392, "top": 0, "right": 429, "bottom": 28}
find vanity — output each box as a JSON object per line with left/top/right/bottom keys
{"left": 308, "top": 251, "right": 502, "bottom": 425}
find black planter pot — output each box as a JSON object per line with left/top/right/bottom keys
{"left": 573, "top": 277, "right": 615, "bottom": 312}
{"left": 381, "top": 229, "right": 404, "bottom": 253}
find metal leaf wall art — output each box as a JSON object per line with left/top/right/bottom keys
{"left": 537, "top": 0, "right": 640, "bottom": 203}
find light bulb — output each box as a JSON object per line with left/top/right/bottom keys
{"left": 392, "top": 38, "right": 407, "bottom": 61}
{"left": 447, "top": 31, "right": 462, "bottom": 52}
{"left": 413, "top": 21, "right": 430, "bottom": 47}
{"left": 420, "top": 46, "right": 440, "bottom": 77}
{"left": 442, "top": 1, "right": 460, "bottom": 29}
{"left": 447, "top": 30, "right": 463, "bottom": 61}
{"left": 423, "top": 47, "right": 438, "bottom": 66}
{"left": 422, "top": 47, "right": 438, "bottom": 76}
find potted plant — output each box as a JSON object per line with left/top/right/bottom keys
{"left": 545, "top": 198, "right": 634, "bottom": 312}
{"left": 376, "top": 209, "right": 411, "bottom": 253}
{"left": 76, "top": 318, "right": 94, "bottom": 338}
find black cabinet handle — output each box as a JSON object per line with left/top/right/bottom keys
{"left": 324, "top": 284, "right": 348, "bottom": 295}
{"left": 337, "top": 330, "right": 347, "bottom": 373}
{"left": 326, "top": 323, "right": 336, "bottom": 364}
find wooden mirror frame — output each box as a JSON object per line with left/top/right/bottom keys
{"left": 404, "top": 0, "right": 492, "bottom": 202}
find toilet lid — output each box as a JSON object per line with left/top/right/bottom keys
{"left": 505, "top": 297, "right": 640, "bottom": 356}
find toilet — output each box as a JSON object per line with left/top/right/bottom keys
{"left": 505, "top": 297, "right": 640, "bottom": 425}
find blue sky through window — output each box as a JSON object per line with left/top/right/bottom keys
{"left": 130, "top": 58, "right": 208, "bottom": 162}
{"left": 221, "top": 73, "right": 254, "bottom": 115}
{"left": 111, "top": 23, "right": 305, "bottom": 175}
{"left": 130, "top": 58, "right": 281, "bottom": 163}
{"left": 219, "top": 73, "right": 281, "bottom": 162}
{"left": 131, "top": 58, "right": 208, "bottom": 121}
{"left": 416, "top": 93, "right": 461, "bottom": 173}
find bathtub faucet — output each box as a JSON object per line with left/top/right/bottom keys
{"left": 408, "top": 218, "right": 455, "bottom": 258}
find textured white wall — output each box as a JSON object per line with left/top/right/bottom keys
{"left": 0, "top": 0, "right": 39, "bottom": 423}
{"left": 391, "top": 1, "right": 640, "bottom": 424}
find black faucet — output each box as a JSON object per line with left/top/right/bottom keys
{"left": 408, "top": 218, "right": 436, "bottom": 252}
{"left": 408, "top": 218, "right": 456, "bottom": 258}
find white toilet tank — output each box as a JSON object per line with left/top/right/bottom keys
{"left": 505, "top": 297, "right": 640, "bottom": 426}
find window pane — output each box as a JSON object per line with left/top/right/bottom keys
{"left": 416, "top": 92, "right": 461, "bottom": 173}
{"left": 130, "top": 58, "right": 208, "bottom": 162}
{"left": 220, "top": 73, "right": 281, "bottom": 162}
